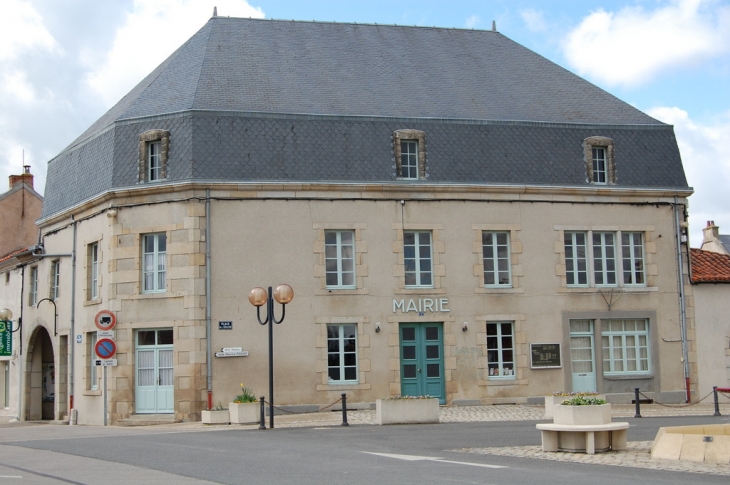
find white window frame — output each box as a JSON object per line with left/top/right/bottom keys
{"left": 486, "top": 322, "right": 515, "bottom": 379}
{"left": 482, "top": 231, "right": 511, "bottom": 287}
{"left": 89, "top": 332, "right": 98, "bottom": 390}
{"left": 50, "top": 259, "right": 60, "bottom": 300}
{"left": 142, "top": 233, "right": 167, "bottom": 293}
{"left": 592, "top": 232, "right": 617, "bottom": 287}
{"left": 601, "top": 319, "right": 651, "bottom": 376}
{"left": 148, "top": 141, "right": 161, "bottom": 181}
{"left": 564, "top": 231, "right": 588, "bottom": 286}
{"left": 592, "top": 147, "right": 607, "bottom": 184}
{"left": 29, "top": 266, "right": 38, "bottom": 306}
{"left": 90, "top": 243, "right": 99, "bottom": 300}
{"left": 622, "top": 232, "right": 646, "bottom": 286}
{"left": 400, "top": 140, "right": 419, "bottom": 179}
{"left": 326, "top": 324, "right": 358, "bottom": 383}
{"left": 324, "top": 230, "right": 356, "bottom": 289}
{"left": 403, "top": 231, "right": 433, "bottom": 288}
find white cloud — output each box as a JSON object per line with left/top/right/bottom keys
{"left": 563, "top": 0, "right": 730, "bottom": 87}
{"left": 0, "top": 0, "right": 59, "bottom": 61}
{"left": 465, "top": 15, "right": 480, "bottom": 29}
{"left": 647, "top": 106, "right": 730, "bottom": 247}
{"left": 87, "top": 0, "right": 265, "bottom": 106}
{"left": 2, "top": 70, "right": 37, "bottom": 103}
{"left": 520, "top": 8, "right": 546, "bottom": 32}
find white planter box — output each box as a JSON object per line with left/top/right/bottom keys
{"left": 545, "top": 395, "right": 605, "bottom": 419}
{"left": 229, "top": 402, "right": 260, "bottom": 424}
{"left": 202, "top": 410, "right": 229, "bottom": 425}
{"left": 553, "top": 403, "right": 611, "bottom": 425}
{"left": 376, "top": 398, "right": 439, "bottom": 425}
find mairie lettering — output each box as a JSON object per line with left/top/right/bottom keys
{"left": 393, "top": 298, "right": 450, "bottom": 313}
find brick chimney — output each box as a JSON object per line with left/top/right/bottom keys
{"left": 9, "top": 165, "right": 33, "bottom": 189}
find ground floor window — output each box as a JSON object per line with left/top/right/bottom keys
{"left": 601, "top": 319, "right": 650, "bottom": 375}
{"left": 87, "top": 332, "right": 98, "bottom": 390}
{"left": 327, "top": 324, "right": 357, "bottom": 383}
{"left": 487, "top": 322, "right": 515, "bottom": 379}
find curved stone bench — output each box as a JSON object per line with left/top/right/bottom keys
{"left": 536, "top": 422, "right": 629, "bottom": 454}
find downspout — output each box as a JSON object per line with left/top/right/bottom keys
{"left": 206, "top": 189, "right": 212, "bottom": 410}
{"left": 16, "top": 266, "right": 25, "bottom": 421}
{"left": 69, "top": 216, "right": 78, "bottom": 422}
{"left": 673, "top": 197, "right": 690, "bottom": 402}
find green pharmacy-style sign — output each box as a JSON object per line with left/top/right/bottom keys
{"left": 0, "top": 320, "right": 11, "bottom": 357}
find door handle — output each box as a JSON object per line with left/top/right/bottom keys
{"left": 417, "top": 368, "right": 421, "bottom": 374}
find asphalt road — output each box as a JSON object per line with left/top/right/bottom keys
{"left": 0, "top": 415, "right": 728, "bottom": 484}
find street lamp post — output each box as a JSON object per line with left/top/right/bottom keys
{"left": 248, "top": 284, "right": 294, "bottom": 429}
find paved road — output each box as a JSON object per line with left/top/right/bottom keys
{"left": 1, "top": 411, "right": 728, "bottom": 484}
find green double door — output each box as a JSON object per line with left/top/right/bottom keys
{"left": 399, "top": 323, "right": 445, "bottom": 404}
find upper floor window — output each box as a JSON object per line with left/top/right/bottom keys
{"left": 482, "top": 231, "right": 511, "bottom": 287}
{"left": 393, "top": 129, "right": 426, "bottom": 180}
{"left": 29, "top": 266, "right": 38, "bottom": 305}
{"left": 88, "top": 242, "right": 99, "bottom": 300}
{"left": 50, "top": 260, "right": 60, "bottom": 300}
{"left": 565, "top": 230, "right": 645, "bottom": 287}
{"left": 583, "top": 136, "right": 615, "bottom": 185}
{"left": 404, "top": 231, "right": 433, "bottom": 287}
{"left": 325, "top": 230, "right": 355, "bottom": 289}
{"left": 138, "top": 129, "right": 170, "bottom": 183}
{"left": 142, "top": 233, "right": 166, "bottom": 293}
{"left": 592, "top": 147, "right": 607, "bottom": 184}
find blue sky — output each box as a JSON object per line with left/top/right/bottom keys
{"left": 1, "top": 0, "right": 729, "bottom": 245}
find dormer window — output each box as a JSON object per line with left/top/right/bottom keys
{"left": 138, "top": 129, "right": 170, "bottom": 183}
{"left": 393, "top": 129, "right": 426, "bottom": 179}
{"left": 583, "top": 136, "right": 615, "bottom": 185}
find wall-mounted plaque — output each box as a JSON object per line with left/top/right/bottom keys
{"left": 530, "top": 343, "right": 561, "bottom": 369}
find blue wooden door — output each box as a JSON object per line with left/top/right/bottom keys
{"left": 400, "top": 323, "right": 445, "bottom": 404}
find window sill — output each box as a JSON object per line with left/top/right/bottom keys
{"left": 603, "top": 374, "right": 653, "bottom": 380}
{"left": 83, "top": 298, "right": 102, "bottom": 307}
{"left": 83, "top": 389, "right": 102, "bottom": 396}
{"left": 475, "top": 287, "right": 524, "bottom": 294}
{"left": 316, "top": 383, "right": 371, "bottom": 391}
{"left": 560, "top": 286, "right": 657, "bottom": 294}
{"left": 130, "top": 292, "right": 171, "bottom": 300}
{"left": 484, "top": 378, "right": 517, "bottom": 385}
{"left": 316, "top": 288, "right": 370, "bottom": 296}
{"left": 395, "top": 288, "right": 446, "bottom": 295}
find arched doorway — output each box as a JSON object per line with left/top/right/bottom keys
{"left": 26, "top": 326, "right": 55, "bottom": 420}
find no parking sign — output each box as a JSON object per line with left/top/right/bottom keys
{"left": 95, "top": 338, "right": 117, "bottom": 360}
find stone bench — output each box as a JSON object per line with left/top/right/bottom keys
{"left": 536, "top": 422, "right": 629, "bottom": 454}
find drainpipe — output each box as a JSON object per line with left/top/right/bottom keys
{"left": 206, "top": 189, "right": 212, "bottom": 411}
{"left": 69, "top": 216, "right": 77, "bottom": 423}
{"left": 673, "top": 197, "right": 690, "bottom": 402}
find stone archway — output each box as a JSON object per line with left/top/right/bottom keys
{"left": 26, "top": 326, "right": 55, "bottom": 420}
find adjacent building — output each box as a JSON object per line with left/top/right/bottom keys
{"left": 1, "top": 16, "right": 696, "bottom": 424}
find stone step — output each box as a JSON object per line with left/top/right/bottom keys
{"left": 118, "top": 414, "right": 177, "bottom": 427}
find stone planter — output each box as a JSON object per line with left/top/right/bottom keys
{"left": 545, "top": 394, "right": 605, "bottom": 419}
{"left": 553, "top": 403, "right": 611, "bottom": 426}
{"left": 375, "top": 398, "right": 439, "bottom": 425}
{"left": 201, "top": 409, "right": 229, "bottom": 425}
{"left": 229, "top": 402, "right": 260, "bottom": 424}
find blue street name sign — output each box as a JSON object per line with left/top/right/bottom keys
{"left": 219, "top": 321, "right": 232, "bottom": 330}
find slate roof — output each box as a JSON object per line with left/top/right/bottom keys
{"left": 41, "top": 17, "right": 689, "bottom": 219}
{"left": 690, "top": 248, "right": 730, "bottom": 283}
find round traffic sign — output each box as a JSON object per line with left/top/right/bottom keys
{"left": 94, "top": 310, "right": 116, "bottom": 330}
{"left": 95, "top": 338, "right": 117, "bottom": 359}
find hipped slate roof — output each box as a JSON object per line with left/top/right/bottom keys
{"left": 690, "top": 249, "right": 730, "bottom": 283}
{"left": 42, "top": 17, "right": 689, "bottom": 219}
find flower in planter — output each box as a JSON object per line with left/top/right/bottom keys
{"left": 388, "top": 395, "right": 434, "bottom": 400}
{"left": 212, "top": 402, "right": 228, "bottom": 411}
{"left": 560, "top": 396, "right": 607, "bottom": 406}
{"left": 233, "top": 383, "right": 257, "bottom": 403}
{"left": 551, "top": 391, "right": 600, "bottom": 397}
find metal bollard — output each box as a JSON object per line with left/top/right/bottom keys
{"left": 713, "top": 386, "right": 721, "bottom": 416}
{"left": 634, "top": 388, "right": 642, "bottom": 418}
{"left": 341, "top": 393, "right": 349, "bottom": 427}
{"left": 259, "top": 396, "right": 266, "bottom": 430}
